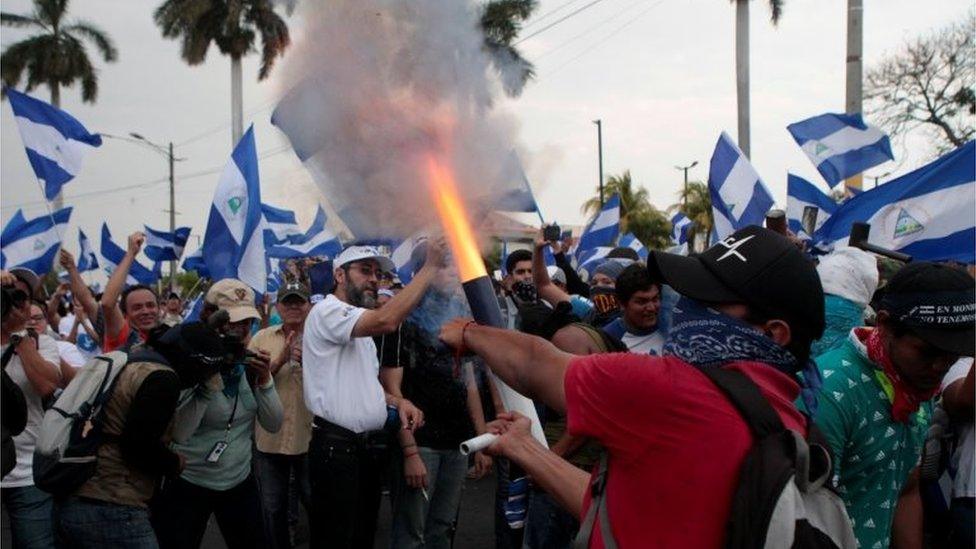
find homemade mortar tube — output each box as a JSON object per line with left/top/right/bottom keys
{"left": 461, "top": 275, "right": 548, "bottom": 447}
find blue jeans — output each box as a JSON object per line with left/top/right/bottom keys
{"left": 253, "top": 451, "right": 310, "bottom": 549}
{"left": 390, "top": 447, "right": 468, "bottom": 549}
{"left": 57, "top": 497, "right": 157, "bottom": 549}
{"left": 1, "top": 485, "right": 55, "bottom": 549}
{"left": 522, "top": 489, "right": 578, "bottom": 549}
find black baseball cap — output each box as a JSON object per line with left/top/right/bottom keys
{"left": 278, "top": 282, "right": 310, "bottom": 302}
{"left": 877, "top": 262, "right": 975, "bottom": 356}
{"left": 648, "top": 225, "right": 825, "bottom": 340}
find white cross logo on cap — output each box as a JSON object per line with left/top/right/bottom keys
{"left": 715, "top": 234, "right": 756, "bottom": 262}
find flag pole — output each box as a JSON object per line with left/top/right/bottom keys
{"left": 31, "top": 179, "right": 63, "bottom": 242}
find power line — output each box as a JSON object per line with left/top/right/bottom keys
{"left": 533, "top": 0, "right": 649, "bottom": 61}
{"left": 174, "top": 97, "right": 279, "bottom": 148}
{"left": 521, "top": 0, "right": 589, "bottom": 31}
{"left": 545, "top": 0, "right": 665, "bottom": 75}
{"left": 514, "top": 0, "right": 612, "bottom": 46}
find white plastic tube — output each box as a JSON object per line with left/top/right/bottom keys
{"left": 459, "top": 433, "right": 498, "bottom": 455}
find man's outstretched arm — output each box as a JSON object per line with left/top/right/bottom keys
{"left": 440, "top": 319, "right": 574, "bottom": 414}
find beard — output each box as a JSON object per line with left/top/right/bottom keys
{"left": 346, "top": 279, "right": 377, "bottom": 309}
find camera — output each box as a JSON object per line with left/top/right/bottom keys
{"left": 543, "top": 223, "right": 561, "bottom": 243}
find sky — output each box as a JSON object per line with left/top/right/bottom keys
{"left": 1, "top": 0, "right": 970, "bottom": 273}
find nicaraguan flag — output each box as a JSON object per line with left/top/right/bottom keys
{"left": 6, "top": 89, "right": 102, "bottom": 200}
{"left": 182, "top": 294, "right": 204, "bottom": 323}
{"left": 786, "top": 174, "right": 838, "bottom": 240}
{"left": 202, "top": 126, "right": 267, "bottom": 292}
{"left": 261, "top": 203, "right": 303, "bottom": 245}
{"left": 709, "top": 132, "right": 774, "bottom": 241}
{"left": 618, "top": 233, "right": 648, "bottom": 261}
{"left": 77, "top": 228, "right": 99, "bottom": 272}
{"left": 493, "top": 151, "right": 541, "bottom": 213}
{"left": 100, "top": 224, "right": 158, "bottom": 286}
{"left": 578, "top": 246, "right": 614, "bottom": 275}
{"left": 268, "top": 205, "right": 342, "bottom": 259}
{"left": 144, "top": 225, "right": 191, "bottom": 261}
{"left": 2, "top": 210, "right": 27, "bottom": 243}
{"left": 787, "top": 112, "right": 894, "bottom": 188}
{"left": 576, "top": 194, "right": 620, "bottom": 259}
{"left": 182, "top": 247, "right": 210, "bottom": 278}
{"left": 0, "top": 207, "right": 71, "bottom": 274}
{"left": 391, "top": 233, "right": 427, "bottom": 284}
{"left": 670, "top": 213, "right": 692, "bottom": 245}
{"left": 818, "top": 141, "right": 975, "bottom": 263}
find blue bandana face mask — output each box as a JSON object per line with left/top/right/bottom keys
{"left": 663, "top": 296, "right": 822, "bottom": 412}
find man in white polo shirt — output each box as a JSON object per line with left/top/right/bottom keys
{"left": 303, "top": 241, "right": 444, "bottom": 548}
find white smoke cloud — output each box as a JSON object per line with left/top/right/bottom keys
{"left": 274, "top": 0, "right": 527, "bottom": 241}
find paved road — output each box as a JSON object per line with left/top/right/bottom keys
{"left": 2, "top": 475, "right": 499, "bottom": 548}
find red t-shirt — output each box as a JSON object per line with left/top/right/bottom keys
{"left": 565, "top": 354, "right": 807, "bottom": 548}
{"left": 101, "top": 320, "right": 143, "bottom": 352}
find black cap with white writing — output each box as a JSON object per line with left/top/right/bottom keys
{"left": 648, "top": 225, "right": 825, "bottom": 341}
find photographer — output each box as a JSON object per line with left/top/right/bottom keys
{"left": 151, "top": 279, "right": 282, "bottom": 549}
{"left": 56, "top": 322, "right": 228, "bottom": 547}
{"left": 0, "top": 270, "right": 61, "bottom": 548}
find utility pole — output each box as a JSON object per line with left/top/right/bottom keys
{"left": 675, "top": 161, "right": 699, "bottom": 209}
{"left": 845, "top": 0, "right": 864, "bottom": 191}
{"left": 168, "top": 142, "right": 176, "bottom": 290}
{"left": 593, "top": 119, "right": 604, "bottom": 206}
{"left": 735, "top": 0, "right": 751, "bottom": 158}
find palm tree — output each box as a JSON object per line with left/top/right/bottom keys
{"left": 582, "top": 170, "right": 670, "bottom": 249}
{"left": 729, "top": 0, "right": 783, "bottom": 157}
{"left": 154, "top": 0, "right": 290, "bottom": 146}
{"left": 480, "top": 0, "right": 537, "bottom": 97}
{"left": 1, "top": 0, "right": 118, "bottom": 209}
{"left": 671, "top": 181, "right": 713, "bottom": 251}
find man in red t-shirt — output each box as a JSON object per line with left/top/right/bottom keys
{"left": 100, "top": 232, "right": 161, "bottom": 352}
{"left": 440, "top": 226, "right": 826, "bottom": 548}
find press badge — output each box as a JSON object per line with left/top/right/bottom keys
{"left": 207, "top": 441, "right": 229, "bottom": 463}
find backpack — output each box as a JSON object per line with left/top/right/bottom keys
{"left": 703, "top": 368, "right": 857, "bottom": 549}
{"left": 572, "top": 368, "right": 857, "bottom": 549}
{"left": 32, "top": 350, "right": 136, "bottom": 496}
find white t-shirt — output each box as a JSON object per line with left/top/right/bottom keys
{"left": 1, "top": 334, "right": 61, "bottom": 487}
{"left": 302, "top": 294, "right": 387, "bottom": 434}
{"left": 941, "top": 357, "right": 975, "bottom": 499}
{"left": 620, "top": 331, "right": 666, "bottom": 355}
{"left": 56, "top": 340, "right": 86, "bottom": 369}
{"left": 58, "top": 314, "right": 75, "bottom": 338}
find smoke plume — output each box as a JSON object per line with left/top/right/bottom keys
{"left": 275, "top": 0, "right": 526, "bottom": 242}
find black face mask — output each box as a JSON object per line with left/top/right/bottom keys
{"left": 511, "top": 280, "right": 539, "bottom": 306}
{"left": 589, "top": 286, "right": 621, "bottom": 327}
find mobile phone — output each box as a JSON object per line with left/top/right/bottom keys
{"left": 765, "top": 210, "right": 788, "bottom": 235}
{"left": 543, "top": 224, "right": 561, "bottom": 242}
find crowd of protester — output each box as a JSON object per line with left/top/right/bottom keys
{"left": 0, "top": 223, "right": 973, "bottom": 549}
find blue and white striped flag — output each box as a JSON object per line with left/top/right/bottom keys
{"left": 268, "top": 206, "right": 342, "bottom": 259}
{"left": 202, "top": 126, "right": 267, "bottom": 292}
{"left": 391, "top": 233, "right": 427, "bottom": 284}
{"left": 670, "top": 213, "right": 692, "bottom": 245}
{"left": 618, "top": 233, "right": 648, "bottom": 261}
{"left": 144, "top": 226, "right": 191, "bottom": 261}
{"left": 6, "top": 89, "right": 102, "bottom": 200}
{"left": 708, "top": 132, "right": 774, "bottom": 241}
{"left": 576, "top": 194, "right": 620, "bottom": 259}
{"left": 786, "top": 174, "right": 838, "bottom": 240}
{"left": 0, "top": 207, "right": 71, "bottom": 274}
{"left": 77, "top": 228, "right": 99, "bottom": 272}
{"left": 182, "top": 247, "right": 210, "bottom": 278}
{"left": 578, "top": 246, "right": 614, "bottom": 275}
{"left": 818, "top": 141, "right": 975, "bottom": 263}
{"left": 787, "top": 113, "right": 894, "bottom": 188}
{"left": 100, "top": 223, "right": 158, "bottom": 286}
{"left": 182, "top": 294, "right": 204, "bottom": 324}
{"left": 2, "top": 210, "right": 27, "bottom": 243}
{"left": 494, "top": 151, "right": 542, "bottom": 214}
{"left": 261, "top": 203, "right": 303, "bottom": 245}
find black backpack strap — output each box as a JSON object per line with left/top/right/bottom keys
{"left": 1, "top": 342, "right": 18, "bottom": 369}
{"left": 572, "top": 452, "right": 618, "bottom": 549}
{"left": 701, "top": 368, "right": 786, "bottom": 439}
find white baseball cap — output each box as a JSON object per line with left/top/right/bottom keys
{"left": 334, "top": 246, "right": 396, "bottom": 273}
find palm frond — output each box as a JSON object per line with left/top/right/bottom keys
{"left": 768, "top": 0, "right": 783, "bottom": 25}
{"left": 0, "top": 12, "right": 45, "bottom": 29}
{"left": 35, "top": 0, "right": 66, "bottom": 27}
{"left": 63, "top": 20, "right": 118, "bottom": 62}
